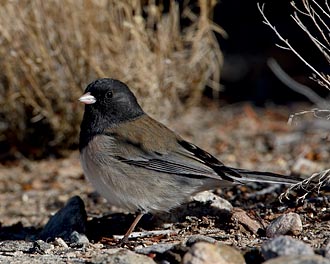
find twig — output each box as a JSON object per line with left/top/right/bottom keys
{"left": 288, "top": 109, "right": 330, "bottom": 125}
{"left": 311, "top": 0, "right": 330, "bottom": 18}
{"left": 298, "top": 0, "right": 330, "bottom": 46}
{"left": 291, "top": 12, "right": 330, "bottom": 62}
{"left": 257, "top": 3, "right": 330, "bottom": 89}
{"left": 280, "top": 169, "right": 330, "bottom": 202}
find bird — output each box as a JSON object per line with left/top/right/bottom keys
{"left": 78, "top": 78, "right": 301, "bottom": 243}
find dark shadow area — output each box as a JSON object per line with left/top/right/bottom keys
{"left": 0, "top": 222, "right": 40, "bottom": 241}
{"left": 86, "top": 201, "right": 233, "bottom": 242}
{"left": 213, "top": 0, "right": 330, "bottom": 105}
{"left": 0, "top": 199, "right": 232, "bottom": 243}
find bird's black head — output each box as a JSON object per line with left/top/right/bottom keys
{"left": 79, "top": 78, "right": 144, "bottom": 150}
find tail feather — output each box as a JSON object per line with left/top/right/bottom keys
{"left": 225, "top": 167, "right": 301, "bottom": 185}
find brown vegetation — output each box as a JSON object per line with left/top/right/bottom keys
{"left": 0, "top": 0, "right": 223, "bottom": 159}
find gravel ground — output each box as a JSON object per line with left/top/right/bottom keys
{"left": 0, "top": 103, "right": 329, "bottom": 263}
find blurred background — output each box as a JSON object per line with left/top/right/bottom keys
{"left": 0, "top": 0, "right": 328, "bottom": 160}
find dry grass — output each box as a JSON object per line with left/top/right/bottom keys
{"left": 0, "top": 0, "right": 223, "bottom": 158}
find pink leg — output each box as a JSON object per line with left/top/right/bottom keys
{"left": 121, "top": 213, "right": 144, "bottom": 244}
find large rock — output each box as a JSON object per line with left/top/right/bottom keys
{"left": 263, "top": 255, "right": 330, "bottom": 264}
{"left": 39, "top": 196, "right": 87, "bottom": 241}
{"left": 183, "top": 242, "right": 245, "bottom": 264}
{"left": 266, "top": 213, "right": 302, "bottom": 237}
{"left": 93, "top": 248, "right": 156, "bottom": 264}
{"left": 262, "top": 236, "right": 314, "bottom": 260}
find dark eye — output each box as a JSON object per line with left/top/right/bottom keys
{"left": 105, "top": 91, "right": 113, "bottom": 99}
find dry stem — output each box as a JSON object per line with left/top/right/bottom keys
{"left": 0, "top": 0, "right": 223, "bottom": 157}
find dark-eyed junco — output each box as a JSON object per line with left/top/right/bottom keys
{"left": 79, "top": 78, "right": 300, "bottom": 243}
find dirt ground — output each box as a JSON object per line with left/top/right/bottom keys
{"left": 0, "top": 102, "right": 329, "bottom": 261}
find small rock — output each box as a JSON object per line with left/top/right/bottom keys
{"left": 54, "top": 237, "right": 69, "bottom": 248}
{"left": 135, "top": 243, "right": 177, "bottom": 255}
{"left": 185, "top": 235, "right": 217, "bottom": 246}
{"left": 262, "top": 236, "right": 314, "bottom": 260}
{"left": 266, "top": 213, "right": 302, "bottom": 237}
{"left": 39, "top": 196, "right": 87, "bottom": 241}
{"left": 263, "top": 255, "right": 330, "bottom": 264}
{"left": 193, "top": 191, "right": 233, "bottom": 212}
{"left": 182, "top": 242, "right": 245, "bottom": 264}
{"left": 94, "top": 249, "right": 156, "bottom": 264}
{"left": 231, "top": 208, "right": 263, "bottom": 234}
{"left": 30, "top": 240, "right": 54, "bottom": 254}
{"left": 69, "top": 231, "right": 89, "bottom": 247}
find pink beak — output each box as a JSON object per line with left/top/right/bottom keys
{"left": 79, "top": 92, "right": 96, "bottom": 104}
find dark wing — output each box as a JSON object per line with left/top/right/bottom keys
{"left": 102, "top": 115, "right": 298, "bottom": 185}
{"left": 104, "top": 129, "right": 240, "bottom": 182}
{"left": 177, "top": 139, "right": 243, "bottom": 181}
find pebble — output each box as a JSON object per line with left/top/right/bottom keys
{"left": 262, "top": 236, "right": 314, "bottom": 260}
{"left": 266, "top": 213, "right": 302, "bottom": 237}
{"left": 30, "top": 240, "right": 55, "bottom": 254}
{"left": 39, "top": 196, "right": 87, "bottom": 241}
{"left": 182, "top": 242, "right": 245, "bottom": 264}
{"left": 135, "top": 243, "right": 177, "bottom": 255}
{"left": 69, "top": 231, "right": 89, "bottom": 247}
{"left": 54, "top": 237, "right": 69, "bottom": 248}
{"left": 263, "top": 255, "right": 330, "bottom": 264}
{"left": 193, "top": 191, "right": 233, "bottom": 212}
{"left": 231, "top": 207, "right": 263, "bottom": 234}
{"left": 185, "top": 235, "right": 217, "bottom": 246}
